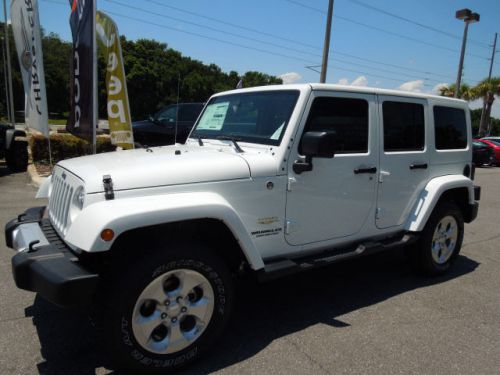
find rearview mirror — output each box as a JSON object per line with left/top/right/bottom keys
{"left": 293, "top": 131, "right": 335, "bottom": 174}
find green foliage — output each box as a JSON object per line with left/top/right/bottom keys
{"left": 0, "top": 22, "right": 24, "bottom": 120}
{"left": 42, "top": 33, "right": 72, "bottom": 115}
{"left": 470, "top": 108, "right": 500, "bottom": 136}
{"left": 30, "top": 134, "right": 115, "bottom": 164}
{"left": 1, "top": 22, "right": 282, "bottom": 121}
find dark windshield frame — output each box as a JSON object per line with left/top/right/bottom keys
{"left": 190, "top": 90, "right": 300, "bottom": 146}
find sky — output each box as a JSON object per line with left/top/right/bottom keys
{"left": 2, "top": 0, "right": 500, "bottom": 116}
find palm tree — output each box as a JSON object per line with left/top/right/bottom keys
{"left": 438, "top": 83, "right": 474, "bottom": 100}
{"left": 471, "top": 77, "right": 500, "bottom": 137}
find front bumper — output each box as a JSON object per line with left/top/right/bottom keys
{"left": 4, "top": 207, "right": 98, "bottom": 308}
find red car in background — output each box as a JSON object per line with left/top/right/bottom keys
{"left": 477, "top": 138, "right": 500, "bottom": 165}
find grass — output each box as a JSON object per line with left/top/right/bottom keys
{"left": 48, "top": 118, "right": 68, "bottom": 125}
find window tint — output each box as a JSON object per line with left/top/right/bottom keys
{"left": 434, "top": 106, "right": 467, "bottom": 150}
{"left": 301, "top": 97, "right": 368, "bottom": 154}
{"left": 383, "top": 101, "right": 425, "bottom": 152}
{"left": 179, "top": 105, "right": 203, "bottom": 121}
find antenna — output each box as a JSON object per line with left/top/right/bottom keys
{"left": 174, "top": 72, "right": 180, "bottom": 144}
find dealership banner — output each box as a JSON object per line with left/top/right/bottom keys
{"left": 10, "top": 0, "right": 48, "bottom": 137}
{"left": 67, "top": 0, "right": 96, "bottom": 144}
{"left": 96, "top": 11, "right": 134, "bottom": 149}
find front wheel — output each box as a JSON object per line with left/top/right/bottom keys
{"left": 101, "top": 243, "right": 233, "bottom": 373}
{"left": 409, "top": 201, "right": 464, "bottom": 275}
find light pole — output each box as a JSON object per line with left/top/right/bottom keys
{"left": 320, "top": 0, "right": 334, "bottom": 83}
{"left": 454, "top": 8, "right": 480, "bottom": 98}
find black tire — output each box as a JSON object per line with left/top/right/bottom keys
{"left": 409, "top": 201, "right": 464, "bottom": 276}
{"left": 6, "top": 140, "right": 28, "bottom": 172}
{"left": 100, "top": 242, "right": 233, "bottom": 374}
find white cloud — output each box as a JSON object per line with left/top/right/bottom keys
{"left": 431, "top": 83, "right": 448, "bottom": 95}
{"left": 351, "top": 76, "right": 368, "bottom": 87}
{"left": 279, "top": 72, "right": 302, "bottom": 84}
{"left": 398, "top": 80, "right": 424, "bottom": 92}
{"left": 337, "top": 76, "right": 368, "bottom": 87}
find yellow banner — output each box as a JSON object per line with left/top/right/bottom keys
{"left": 96, "top": 11, "right": 134, "bottom": 149}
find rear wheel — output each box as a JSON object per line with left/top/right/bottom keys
{"left": 6, "top": 140, "right": 28, "bottom": 172}
{"left": 409, "top": 201, "right": 464, "bottom": 275}
{"left": 100, "top": 242, "right": 233, "bottom": 373}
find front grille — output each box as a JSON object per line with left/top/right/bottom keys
{"left": 48, "top": 172, "right": 74, "bottom": 236}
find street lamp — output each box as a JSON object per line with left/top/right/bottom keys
{"left": 454, "top": 8, "right": 480, "bottom": 98}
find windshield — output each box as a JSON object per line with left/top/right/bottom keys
{"left": 191, "top": 90, "right": 299, "bottom": 146}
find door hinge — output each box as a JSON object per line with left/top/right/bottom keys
{"left": 285, "top": 220, "right": 299, "bottom": 235}
{"left": 287, "top": 177, "right": 296, "bottom": 191}
{"left": 379, "top": 170, "right": 391, "bottom": 183}
{"left": 375, "top": 207, "right": 381, "bottom": 220}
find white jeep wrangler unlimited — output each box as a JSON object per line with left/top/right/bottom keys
{"left": 5, "top": 84, "right": 480, "bottom": 372}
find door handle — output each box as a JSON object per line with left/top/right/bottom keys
{"left": 409, "top": 163, "right": 428, "bottom": 170}
{"left": 354, "top": 167, "right": 377, "bottom": 174}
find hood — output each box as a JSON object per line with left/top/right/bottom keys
{"left": 58, "top": 144, "right": 252, "bottom": 193}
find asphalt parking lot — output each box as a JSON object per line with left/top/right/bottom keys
{"left": 0, "top": 163, "right": 499, "bottom": 374}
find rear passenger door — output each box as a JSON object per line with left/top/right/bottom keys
{"left": 376, "top": 96, "right": 429, "bottom": 229}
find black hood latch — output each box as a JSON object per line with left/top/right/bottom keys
{"left": 103, "top": 175, "right": 115, "bottom": 200}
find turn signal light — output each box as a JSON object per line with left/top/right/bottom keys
{"left": 101, "top": 229, "right": 115, "bottom": 241}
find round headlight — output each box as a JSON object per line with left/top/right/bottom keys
{"left": 74, "top": 187, "right": 85, "bottom": 209}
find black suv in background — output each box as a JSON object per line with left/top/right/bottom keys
{"left": 132, "top": 103, "right": 204, "bottom": 147}
{"left": 0, "top": 123, "right": 28, "bottom": 172}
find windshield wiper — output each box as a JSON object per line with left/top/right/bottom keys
{"left": 216, "top": 135, "right": 244, "bottom": 153}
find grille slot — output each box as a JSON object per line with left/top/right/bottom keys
{"left": 48, "top": 171, "right": 74, "bottom": 236}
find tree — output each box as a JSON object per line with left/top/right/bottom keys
{"left": 2, "top": 27, "right": 282, "bottom": 122}
{"left": 439, "top": 79, "right": 500, "bottom": 137}
{"left": 471, "top": 77, "right": 500, "bottom": 137}
{"left": 42, "top": 33, "right": 72, "bottom": 116}
{"left": 438, "top": 83, "right": 474, "bottom": 100}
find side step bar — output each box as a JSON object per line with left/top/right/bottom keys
{"left": 258, "top": 233, "right": 418, "bottom": 282}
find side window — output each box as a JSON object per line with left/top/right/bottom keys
{"left": 301, "top": 97, "right": 368, "bottom": 154}
{"left": 383, "top": 101, "right": 425, "bottom": 152}
{"left": 157, "top": 106, "right": 177, "bottom": 123}
{"left": 433, "top": 106, "right": 467, "bottom": 150}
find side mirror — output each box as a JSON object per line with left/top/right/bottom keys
{"left": 148, "top": 115, "right": 154, "bottom": 122}
{"left": 293, "top": 131, "right": 335, "bottom": 174}
{"left": 302, "top": 131, "right": 336, "bottom": 158}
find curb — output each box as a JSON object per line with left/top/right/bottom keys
{"left": 27, "top": 164, "right": 47, "bottom": 188}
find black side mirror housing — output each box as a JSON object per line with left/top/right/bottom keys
{"left": 302, "top": 131, "right": 336, "bottom": 158}
{"left": 293, "top": 131, "right": 335, "bottom": 174}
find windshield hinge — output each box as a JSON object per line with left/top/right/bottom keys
{"left": 103, "top": 175, "right": 115, "bottom": 200}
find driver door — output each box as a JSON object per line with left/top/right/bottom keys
{"left": 285, "top": 91, "right": 378, "bottom": 246}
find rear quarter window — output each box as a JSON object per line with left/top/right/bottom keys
{"left": 433, "top": 106, "right": 467, "bottom": 150}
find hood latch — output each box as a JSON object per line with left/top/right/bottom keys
{"left": 103, "top": 175, "right": 115, "bottom": 200}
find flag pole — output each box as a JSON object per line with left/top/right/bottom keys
{"left": 47, "top": 129, "right": 52, "bottom": 165}
{"left": 92, "top": 0, "right": 97, "bottom": 154}
{"left": 3, "top": 0, "right": 15, "bottom": 126}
